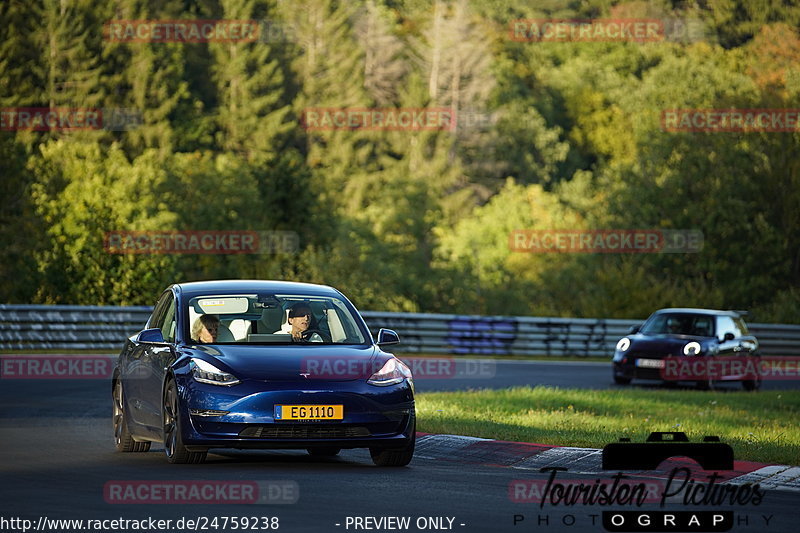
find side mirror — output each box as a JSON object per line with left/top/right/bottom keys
{"left": 723, "top": 332, "right": 735, "bottom": 342}
{"left": 376, "top": 328, "right": 400, "bottom": 347}
{"left": 628, "top": 324, "right": 641, "bottom": 334}
{"left": 136, "top": 328, "right": 166, "bottom": 344}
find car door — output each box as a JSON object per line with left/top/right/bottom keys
{"left": 123, "top": 292, "right": 170, "bottom": 428}
{"left": 716, "top": 315, "right": 743, "bottom": 357}
{"left": 137, "top": 293, "right": 178, "bottom": 430}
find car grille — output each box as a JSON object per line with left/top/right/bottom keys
{"left": 629, "top": 351, "right": 668, "bottom": 359}
{"left": 239, "top": 425, "right": 372, "bottom": 439}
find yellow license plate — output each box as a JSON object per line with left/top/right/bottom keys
{"left": 275, "top": 405, "right": 344, "bottom": 421}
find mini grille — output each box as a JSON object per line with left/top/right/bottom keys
{"left": 239, "top": 425, "right": 372, "bottom": 439}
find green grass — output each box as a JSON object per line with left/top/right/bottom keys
{"left": 416, "top": 387, "right": 800, "bottom": 465}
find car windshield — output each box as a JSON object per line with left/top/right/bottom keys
{"left": 186, "top": 293, "right": 368, "bottom": 345}
{"left": 640, "top": 313, "right": 715, "bottom": 337}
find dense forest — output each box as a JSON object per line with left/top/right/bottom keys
{"left": 1, "top": 0, "right": 799, "bottom": 322}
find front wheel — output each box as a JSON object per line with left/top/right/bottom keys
{"left": 613, "top": 375, "right": 631, "bottom": 385}
{"left": 370, "top": 423, "right": 415, "bottom": 467}
{"left": 113, "top": 380, "right": 150, "bottom": 452}
{"left": 163, "top": 380, "right": 206, "bottom": 464}
{"left": 696, "top": 379, "right": 714, "bottom": 390}
{"left": 742, "top": 376, "right": 761, "bottom": 391}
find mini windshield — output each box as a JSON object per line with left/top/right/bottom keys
{"left": 640, "top": 313, "right": 715, "bottom": 337}
{"left": 186, "top": 293, "right": 368, "bottom": 345}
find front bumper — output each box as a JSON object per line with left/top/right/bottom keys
{"left": 613, "top": 360, "right": 663, "bottom": 381}
{"left": 613, "top": 354, "right": 761, "bottom": 382}
{"left": 176, "top": 376, "right": 415, "bottom": 451}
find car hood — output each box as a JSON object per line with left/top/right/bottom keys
{"left": 627, "top": 334, "right": 714, "bottom": 356}
{"left": 183, "top": 344, "right": 384, "bottom": 382}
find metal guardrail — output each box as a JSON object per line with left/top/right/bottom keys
{"left": 1, "top": 304, "right": 798, "bottom": 357}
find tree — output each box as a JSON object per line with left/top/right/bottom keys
{"left": 102, "top": 0, "right": 196, "bottom": 156}
{"left": 355, "top": 0, "right": 408, "bottom": 106}
{"left": 28, "top": 140, "right": 180, "bottom": 304}
{"left": 210, "top": 0, "right": 294, "bottom": 163}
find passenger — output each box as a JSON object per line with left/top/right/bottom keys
{"left": 275, "top": 302, "right": 324, "bottom": 342}
{"left": 192, "top": 314, "right": 220, "bottom": 343}
{"left": 666, "top": 316, "right": 687, "bottom": 335}
{"left": 666, "top": 317, "right": 681, "bottom": 334}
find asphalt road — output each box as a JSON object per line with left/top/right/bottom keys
{"left": 410, "top": 359, "right": 800, "bottom": 392}
{"left": 1, "top": 361, "right": 798, "bottom": 533}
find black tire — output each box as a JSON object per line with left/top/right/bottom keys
{"left": 307, "top": 447, "right": 341, "bottom": 457}
{"left": 163, "top": 380, "right": 206, "bottom": 464}
{"left": 613, "top": 375, "right": 632, "bottom": 385}
{"left": 696, "top": 379, "right": 716, "bottom": 390}
{"left": 113, "top": 380, "right": 151, "bottom": 452}
{"left": 742, "top": 377, "right": 761, "bottom": 391}
{"left": 370, "top": 423, "right": 415, "bottom": 467}
{"left": 742, "top": 356, "right": 762, "bottom": 391}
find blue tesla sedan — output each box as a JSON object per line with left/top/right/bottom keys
{"left": 112, "top": 280, "right": 415, "bottom": 465}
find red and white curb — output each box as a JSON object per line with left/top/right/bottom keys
{"left": 415, "top": 434, "right": 799, "bottom": 493}
{"left": 726, "top": 465, "right": 800, "bottom": 491}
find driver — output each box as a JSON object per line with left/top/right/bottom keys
{"left": 192, "top": 314, "right": 219, "bottom": 343}
{"left": 275, "top": 302, "right": 323, "bottom": 342}
{"left": 666, "top": 316, "right": 683, "bottom": 335}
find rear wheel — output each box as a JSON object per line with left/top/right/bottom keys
{"left": 163, "top": 380, "right": 206, "bottom": 464}
{"left": 742, "top": 356, "right": 762, "bottom": 391}
{"left": 696, "top": 379, "right": 714, "bottom": 390}
{"left": 613, "top": 375, "right": 631, "bottom": 385}
{"left": 370, "top": 422, "right": 415, "bottom": 467}
{"left": 307, "top": 447, "right": 341, "bottom": 457}
{"left": 742, "top": 376, "right": 761, "bottom": 391}
{"left": 113, "top": 380, "right": 150, "bottom": 452}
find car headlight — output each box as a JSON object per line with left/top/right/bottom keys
{"left": 367, "top": 358, "right": 412, "bottom": 386}
{"left": 683, "top": 341, "right": 702, "bottom": 356}
{"left": 191, "top": 358, "right": 240, "bottom": 386}
{"left": 616, "top": 338, "right": 631, "bottom": 352}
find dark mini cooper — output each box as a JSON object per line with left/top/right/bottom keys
{"left": 112, "top": 280, "right": 415, "bottom": 465}
{"left": 612, "top": 308, "right": 760, "bottom": 390}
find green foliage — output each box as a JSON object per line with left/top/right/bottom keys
{"left": 29, "top": 141, "right": 180, "bottom": 304}
{"left": 1, "top": 0, "right": 798, "bottom": 324}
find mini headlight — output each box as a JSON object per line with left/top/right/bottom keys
{"left": 683, "top": 341, "right": 702, "bottom": 356}
{"left": 367, "top": 358, "right": 412, "bottom": 386}
{"left": 191, "top": 358, "right": 240, "bottom": 386}
{"left": 616, "top": 338, "right": 631, "bottom": 352}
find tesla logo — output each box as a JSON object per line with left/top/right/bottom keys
{"left": 300, "top": 373, "right": 310, "bottom": 378}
